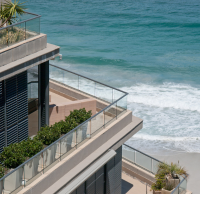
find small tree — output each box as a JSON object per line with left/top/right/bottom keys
{"left": 0, "top": 0, "right": 26, "bottom": 28}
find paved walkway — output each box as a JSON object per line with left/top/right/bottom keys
{"left": 121, "top": 172, "right": 153, "bottom": 194}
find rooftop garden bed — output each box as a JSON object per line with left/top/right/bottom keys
{"left": 0, "top": 108, "right": 92, "bottom": 178}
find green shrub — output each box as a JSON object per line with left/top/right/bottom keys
{"left": 58, "top": 120, "right": 69, "bottom": 134}
{"left": 0, "top": 164, "right": 4, "bottom": 179}
{"left": 0, "top": 108, "right": 92, "bottom": 171}
{"left": 0, "top": 143, "right": 26, "bottom": 169}
{"left": 36, "top": 125, "right": 60, "bottom": 146}
{"left": 66, "top": 108, "right": 92, "bottom": 124}
{"left": 20, "top": 137, "right": 44, "bottom": 158}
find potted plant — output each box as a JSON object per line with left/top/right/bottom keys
{"left": 0, "top": 143, "right": 25, "bottom": 192}
{"left": 152, "top": 162, "right": 188, "bottom": 194}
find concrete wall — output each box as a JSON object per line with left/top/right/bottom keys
{"left": 0, "top": 34, "right": 47, "bottom": 67}
{"left": 49, "top": 99, "right": 96, "bottom": 125}
{"left": 122, "top": 159, "right": 156, "bottom": 185}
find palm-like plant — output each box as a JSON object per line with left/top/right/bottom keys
{"left": 0, "top": 0, "right": 26, "bottom": 28}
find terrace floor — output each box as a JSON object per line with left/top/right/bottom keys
{"left": 121, "top": 171, "right": 152, "bottom": 194}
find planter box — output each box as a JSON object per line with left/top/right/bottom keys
{"left": 153, "top": 190, "right": 162, "bottom": 194}
{"left": 24, "top": 156, "right": 40, "bottom": 180}
{"left": 166, "top": 176, "right": 180, "bottom": 188}
{"left": 162, "top": 188, "right": 174, "bottom": 194}
{"left": 3, "top": 168, "right": 23, "bottom": 193}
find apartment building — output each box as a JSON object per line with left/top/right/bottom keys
{"left": 0, "top": 3, "right": 144, "bottom": 194}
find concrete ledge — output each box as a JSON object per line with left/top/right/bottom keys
{"left": 17, "top": 111, "right": 142, "bottom": 194}
{"left": 0, "top": 43, "right": 60, "bottom": 81}
{"left": 122, "top": 159, "right": 155, "bottom": 185}
{"left": 0, "top": 34, "right": 47, "bottom": 67}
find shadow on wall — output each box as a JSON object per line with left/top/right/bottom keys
{"left": 121, "top": 179, "right": 133, "bottom": 194}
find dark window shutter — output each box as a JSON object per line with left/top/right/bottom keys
{"left": 7, "top": 124, "right": 18, "bottom": 145}
{"left": 18, "top": 118, "right": 28, "bottom": 142}
{"left": 5, "top": 76, "right": 17, "bottom": 127}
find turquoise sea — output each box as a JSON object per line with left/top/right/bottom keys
{"left": 27, "top": 0, "right": 200, "bottom": 153}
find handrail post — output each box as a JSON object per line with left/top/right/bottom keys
{"left": 75, "top": 130, "right": 77, "bottom": 149}
{"left": 42, "top": 152, "right": 44, "bottom": 174}
{"left": 134, "top": 150, "right": 136, "bottom": 163}
{"left": 151, "top": 159, "right": 153, "bottom": 173}
{"left": 103, "top": 111, "right": 105, "bottom": 127}
{"left": 90, "top": 119, "right": 91, "bottom": 138}
{"left": 78, "top": 76, "right": 80, "bottom": 90}
{"left": 59, "top": 140, "right": 61, "bottom": 161}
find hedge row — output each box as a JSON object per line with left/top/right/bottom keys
{"left": 0, "top": 108, "right": 92, "bottom": 174}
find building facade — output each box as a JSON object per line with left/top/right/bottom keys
{"left": 0, "top": 7, "right": 143, "bottom": 194}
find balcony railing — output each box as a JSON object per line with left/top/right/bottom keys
{"left": 0, "top": 64, "right": 128, "bottom": 194}
{"left": 122, "top": 144, "right": 187, "bottom": 194}
{"left": 0, "top": 12, "right": 41, "bottom": 50}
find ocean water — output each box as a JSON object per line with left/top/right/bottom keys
{"left": 27, "top": 0, "right": 200, "bottom": 153}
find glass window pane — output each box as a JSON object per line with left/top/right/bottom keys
{"left": 8, "top": 23, "right": 25, "bottom": 47}
{"left": 24, "top": 154, "right": 43, "bottom": 186}
{"left": 0, "top": 28, "right": 8, "bottom": 49}
{"left": 91, "top": 112, "right": 104, "bottom": 135}
{"left": 104, "top": 103, "right": 116, "bottom": 126}
{"left": 26, "top": 18, "right": 40, "bottom": 40}
{"left": 43, "top": 143, "right": 57, "bottom": 169}
{"left": 122, "top": 145, "right": 135, "bottom": 163}
{"left": 60, "top": 131, "right": 76, "bottom": 157}
{"left": 28, "top": 66, "right": 38, "bottom": 138}
{"left": 63, "top": 71, "right": 78, "bottom": 89}
{"left": 135, "top": 151, "right": 152, "bottom": 172}
{"left": 79, "top": 77, "right": 95, "bottom": 96}
{"left": 152, "top": 160, "right": 160, "bottom": 174}
{"left": 95, "top": 83, "right": 112, "bottom": 103}
{"left": 117, "top": 96, "right": 127, "bottom": 117}
{"left": 77, "top": 121, "right": 89, "bottom": 146}
{"left": 4, "top": 166, "right": 24, "bottom": 193}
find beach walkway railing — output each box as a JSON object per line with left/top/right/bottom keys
{"left": 122, "top": 144, "right": 187, "bottom": 194}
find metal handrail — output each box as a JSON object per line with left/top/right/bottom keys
{"left": 123, "top": 144, "right": 162, "bottom": 163}
{"left": 0, "top": 65, "right": 128, "bottom": 182}
{"left": 50, "top": 64, "right": 128, "bottom": 94}
{"left": 123, "top": 144, "right": 187, "bottom": 194}
{"left": 0, "top": 12, "right": 41, "bottom": 31}
{"left": 171, "top": 174, "right": 187, "bottom": 194}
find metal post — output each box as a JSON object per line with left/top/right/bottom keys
{"left": 75, "top": 130, "right": 77, "bottom": 149}
{"left": 134, "top": 150, "right": 136, "bottom": 163}
{"left": 23, "top": 165, "right": 25, "bottom": 188}
{"left": 112, "top": 89, "right": 114, "bottom": 103}
{"left": 103, "top": 111, "right": 105, "bottom": 127}
{"left": 151, "top": 159, "right": 153, "bottom": 173}
{"left": 94, "top": 82, "right": 96, "bottom": 97}
{"left": 78, "top": 76, "right": 79, "bottom": 90}
{"left": 42, "top": 152, "right": 44, "bottom": 174}
{"left": 59, "top": 140, "right": 61, "bottom": 161}
{"left": 25, "top": 22, "right": 26, "bottom": 40}
{"left": 116, "top": 102, "right": 118, "bottom": 119}
{"left": 90, "top": 119, "right": 91, "bottom": 138}
{"left": 146, "top": 183, "right": 147, "bottom": 194}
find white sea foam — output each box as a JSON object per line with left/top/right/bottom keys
{"left": 119, "top": 82, "right": 200, "bottom": 153}
{"left": 121, "top": 82, "right": 200, "bottom": 113}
